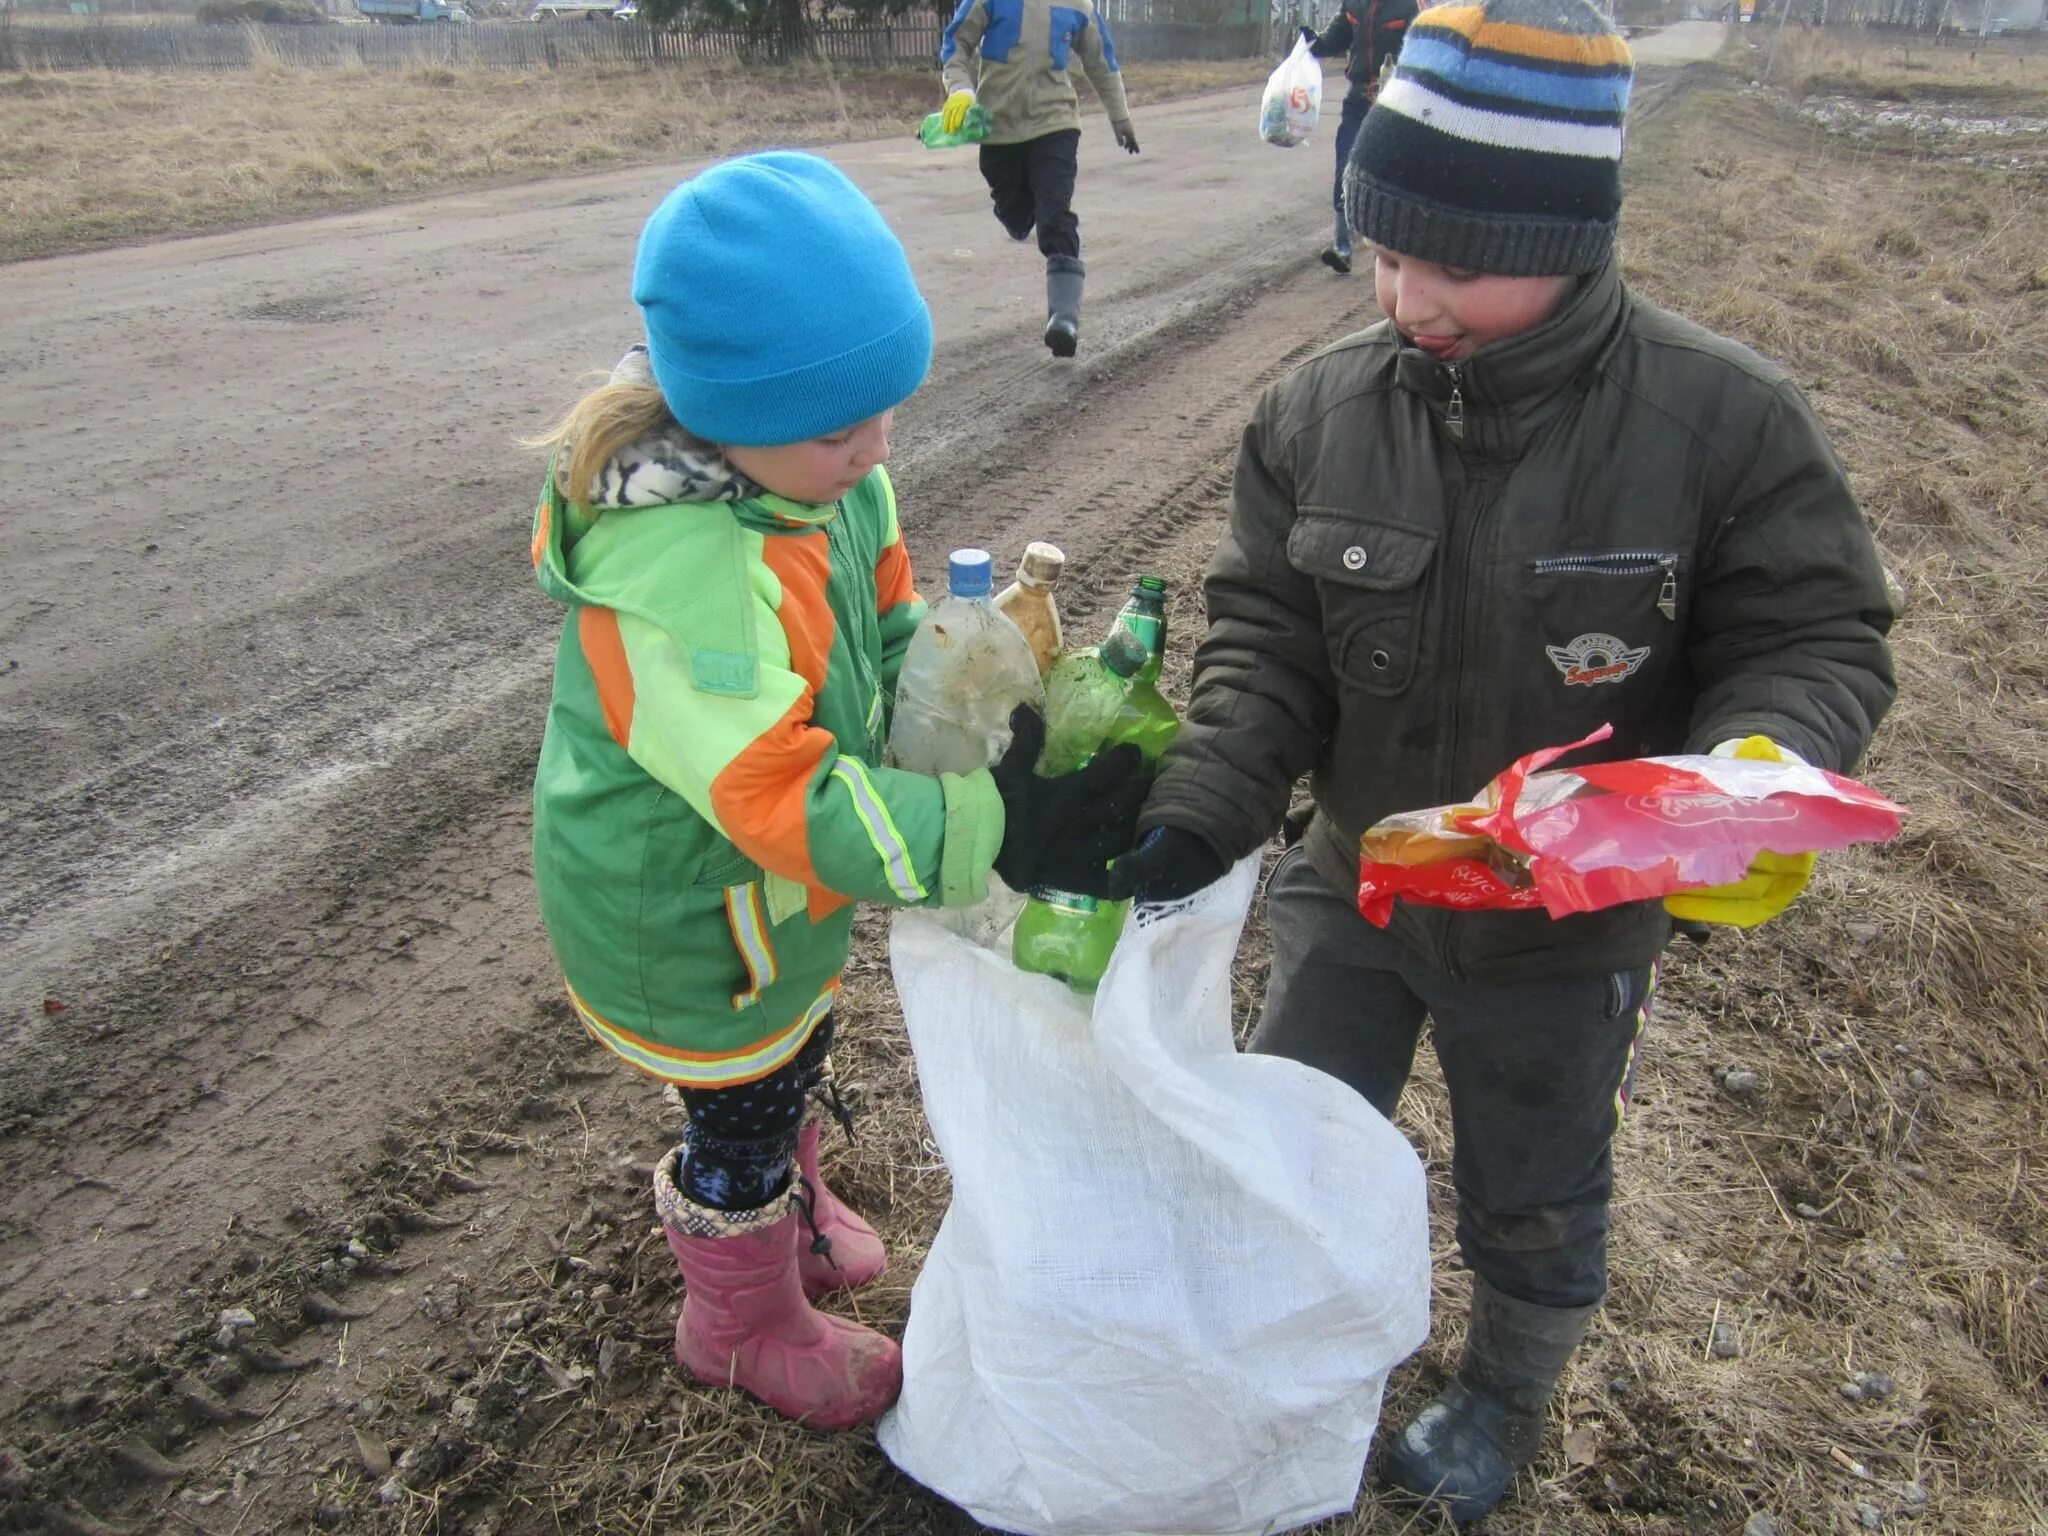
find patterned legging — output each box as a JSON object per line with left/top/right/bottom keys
{"left": 673, "top": 1015, "right": 837, "bottom": 1212}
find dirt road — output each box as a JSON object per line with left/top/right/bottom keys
{"left": 1627, "top": 18, "right": 1728, "bottom": 66}
{"left": 2, "top": 73, "right": 1346, "bottom": 1487}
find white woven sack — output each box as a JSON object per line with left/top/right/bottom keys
{"left": 879, "top": 857, "right": 1430, "bottom": 1536}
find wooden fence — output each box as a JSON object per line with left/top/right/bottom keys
{"left": 0, "top": 15, "right": 1267, "bottom": 71}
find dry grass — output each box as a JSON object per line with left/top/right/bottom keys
{"left": 1585, "top": 80, "right": 2048, "bottom": 1536}
{"left": 1762, "top": 24, "right": 2048, "bottom": 107}
{"left": 0, "top": 54, "right": 1268, "bottom": 263}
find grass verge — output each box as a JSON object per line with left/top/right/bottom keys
{"left": 0, "top": 54, "right": 1269, "bottom": 264}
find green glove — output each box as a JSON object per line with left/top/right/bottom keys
{"left": 1663, "top": 736, "right": 1816, "bottom": 929}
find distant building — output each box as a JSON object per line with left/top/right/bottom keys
{"left": 1944, "top": 0, "right": 2045, "bottom": 30}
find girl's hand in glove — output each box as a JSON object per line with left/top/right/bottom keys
{"left": 941, "top": 90, "right": 978, "bottom": 134}
{"left": 1663, "top": 736, "right": 1816, "bottom": 928}
{"left": 1105, "top": 826, "right": 1226, "bottom": 906}
{"left": 991, "top": 707, "right": 1150, "bottom": 899}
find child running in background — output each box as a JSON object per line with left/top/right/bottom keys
{"left": 936, "top": 0, "right": 1142, "bottom": 357}
{"left": 528, "top": 152, "right": 1147, "bottom": 1432}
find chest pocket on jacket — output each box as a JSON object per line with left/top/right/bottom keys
{"left": 1525, "top": 550, "right": 1685, "bottom": 693}
{"left": 1287, "top": 511, "right": 1437, "bottom": 697}
{"left": 1048, "top": 6, "right": 1088, "bottom": 69}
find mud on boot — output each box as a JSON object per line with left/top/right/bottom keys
{"left": 1380, "top": 1278, "right": 1596, "bottom": 1524}
{"left": 1044, "top": 256, "right": 1085, "bottom": 359}
{"left": 655, "top": 1148, "right": 901, "bottom": 1432}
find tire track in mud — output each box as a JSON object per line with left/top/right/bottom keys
{"left": 0, "top": 260, "right": 1363, "bottom": 1530}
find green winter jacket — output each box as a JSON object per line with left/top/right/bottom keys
{"left": 941, "top": 0, "right": 1133, "bottom": 146}
{"left": 1145, "top": 259, "right": 1897, "bottom": 982}
{"left": 530, "top": 461, "right": 1003, "bottom": 1087}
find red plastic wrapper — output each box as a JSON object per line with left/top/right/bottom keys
{"left": 1356, "top": 725, "right": 1906, "bottom": 926}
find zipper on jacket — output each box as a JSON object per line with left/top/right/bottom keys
{"left": 1443, "top": 364, "right": 1465, "bottom": 441}
{"left": 1528, "top": 551, "right": 1680, "bottom": 621}
{"left": 1436, "top": 462, "right": 1507, "bottom": 981}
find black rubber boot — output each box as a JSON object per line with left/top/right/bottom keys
{"left": 1319, "top": 212, "right": 1353, "bottom": 275}
{"left": 1380, "top": 1278, "right": 1596, "bottom": 1525}
{"left": 1044, "top": 256, "right": 1085, "bottom": 358}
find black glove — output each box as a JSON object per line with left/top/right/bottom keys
{"left": 991, "top": 706, "right": 1150, "bottom": 899}
{"left": 1115, "top": 125, "right": 1141, "bottom": 155}
{"left": 1299, "top": 23, "right": 1319, "bottom": 47}
{"left": 1105, "top": 826, "right": 1226, "bottom": 906}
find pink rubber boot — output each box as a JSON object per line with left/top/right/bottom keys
{"left": 794, "top": 1119, "right": 888, "bottom": 1298}
{"left": 656, "top": 1155, "right": 900, "bottom": 1432}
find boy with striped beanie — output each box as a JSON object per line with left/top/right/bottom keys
{"left": 1344, "top": 0, "right": 1633, "bottom": 278}
{"left": 1113, "top": 0, "right": 1896, "bottom": 1523}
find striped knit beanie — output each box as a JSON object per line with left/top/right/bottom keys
{"left": 1344, "top": 0, "right": 1633, "bottom": 277}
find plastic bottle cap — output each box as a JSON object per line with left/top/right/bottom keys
{"left": 1019, "top": 542, "right": 1066, "bottom": 584}
{"left": 1100, "top": 629, "right": 1147, "bottom": 680}
{"left": 1135, "top": 575, "right": 1167, "bottom": 596}
{"left": 948, "top": 548, "right": 994, "bottom": 598}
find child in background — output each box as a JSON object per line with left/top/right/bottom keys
{"left": 529, "top": 152, "right": 1147, "bottom": 1432}
{"left": 937, "top": 0, "right": 1142, "bottom": 357}
{"left": 1298, "top": 0, "right": 1417, "bottom": 275}
{"left": 1111, "top": 1, "right": 1894, "bottom": 1520}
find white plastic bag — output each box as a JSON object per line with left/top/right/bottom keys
{"left": 1260, "top": 36, "right": 1323, "bottom": 148}
{"left": 879, "top": 858, "right": 1431, "bottom": 1536}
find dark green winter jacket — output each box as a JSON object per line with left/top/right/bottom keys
{"left": 1144, "top": 258, "right": 1896, "bottom": 981}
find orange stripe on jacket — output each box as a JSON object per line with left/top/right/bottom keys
{"left": 578, "top": 606, "right": 635, "bottom": 749}
{"left": 874, "top": 535, "right": 918, "bottom": 613}
{"left": 759, "top": 533, "right": 836, "bottom": 693}
{"left": 708, "top": 532, "right": 851, "bottom": 917}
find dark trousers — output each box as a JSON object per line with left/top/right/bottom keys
{"left": 979, "top": 128, "right": 1081, "bottom": 261}
{"left": 1252, "top": 848, "right": 1653, "bottom": 1309}
{"left": 1332, "top": 89, "right": 1370, "bottom": 217}
{"left": 674, "top": 1015, "right": 834, "bottom": 1212}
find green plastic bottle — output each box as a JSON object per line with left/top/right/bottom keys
{"left": 920, "top": 103, "right": 993, "bottom": 150}
{"left": 1038, "top": 629, "right": 1147, "bottom": 775}
{"left": 1103, "top": 576, "right": 1178, "bottom": 765}
{"left": 1076, "top": 577, "right": 1185, "bottom": 988}
{"left": 1012, "top": 630, "right": 1149, "bottom": 993}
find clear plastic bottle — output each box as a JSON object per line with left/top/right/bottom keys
{"left": 993, "top": 542, "right": 1066, "bottom": 678}
{"left": 1011, "top": 630, "right": 1149, "bottom": 994}
{"left": 887, "top": 549, "right": 1045, "bottom": 777}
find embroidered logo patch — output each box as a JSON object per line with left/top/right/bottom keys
{"left": 1547, "top": 632, "right": 1651, "bottom": 687}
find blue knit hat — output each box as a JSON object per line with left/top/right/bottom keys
{"left": 1345, "top": 0, "right": 1634, "bottom": 277}
{"left": 632, "top": 152, "right": 933, "bottom": 447}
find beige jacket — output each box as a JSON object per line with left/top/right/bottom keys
{"left": 940, "top": 0, "right": 1132, "bottom": 146}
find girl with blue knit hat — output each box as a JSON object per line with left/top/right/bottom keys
{"left": 527, "top": 152, "right": 1147, "bottom": 1432}
{"left": 1113, "top": 0, "right": 1894, "bottom": 1519}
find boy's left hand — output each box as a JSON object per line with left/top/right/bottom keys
{"left": 1106, "top": 826, "right": 1224, "bottom": 905}
{"left": 1115, "top": 125, "right": 1141, "bottom": 155}
{"left": 1662, "top": 736, "right": 1816, "bottom": 928}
